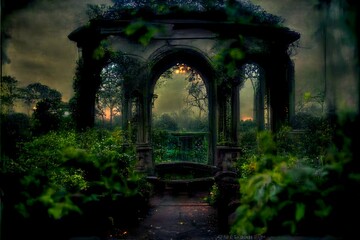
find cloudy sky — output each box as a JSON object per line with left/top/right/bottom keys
{"left": 2, "top": 0, "right": 342, "bottom": 113}
{"left": 2, "top": 0, "right": 112, "bottom": 102}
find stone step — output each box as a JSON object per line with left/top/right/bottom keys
{"left": 147, "top": 176, "right": 215, "bottom": 194}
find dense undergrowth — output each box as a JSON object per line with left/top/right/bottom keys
{"left": 0, "top": 127, "right": 152, "bottom": 240}
{"left": 230, "top": 113, "right": 360, "bottom": 239}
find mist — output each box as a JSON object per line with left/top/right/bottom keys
{"left": 153, "top": 74, "right": 188, "bottom": 115}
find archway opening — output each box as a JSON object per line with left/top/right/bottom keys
{"left": 152, "top": 63, "right": 209, "bottom": 164}
{"left": 95, "top": 62, "right": 124, "bottom": 129}
{"left": 238, "top": 63, "right": 268, "bottom": 155}
{"left": 239, "top": 62, "right": 270, "bottom": 129}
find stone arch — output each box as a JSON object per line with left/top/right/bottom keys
{"left": 146, "top": 46, "right": 217, "bottom": 165}
{"left": 148, "top": 46, "right": 215, "bottom": 91}
{"left": 95, "top": 52, "right": 149, "bottom": 131}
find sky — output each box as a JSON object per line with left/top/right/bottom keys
{"left": 3, "top": 0, "right": 355, "bottom": 115}
{"left": 253, "top": 0, "right": 324, "bottom": 92}
{"left": 1, "top": 0, "right": 112, "bottom": 102}
{"left": 153, "top": 74, "right": 188, "bottom": 115}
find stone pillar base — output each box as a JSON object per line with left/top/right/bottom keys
{"left": 136, "top": 144, "right": 154, "bottom": 175}
{"left": 215, "top": 146, "right": 241, "bottom": 172}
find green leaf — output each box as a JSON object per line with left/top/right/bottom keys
{"left": 349, "top": 173, "right": 360, "bottom": 182}
{"left": 139, "top": 26, "right": 159, "bottom": 45}
{"left": 124, "top": 21, "right": 145, "bottom": 36}
{"left": 295, "top": 202, "right": 305, "bottom": 222}
{"left": 283, "top": 220, "right": 296, "bottom": 234}
{"left": 229, "top": 48, "right": 245, "bottom": 60}
{"left": 15, "top": 203, "right": 30, "bottom": 218}
{"left": 315, "top": 199, "right": 332, "bottom": 218}
{"left": 92, "top": 46, "right": 106, "bottom": 60}
{"left": 303, "top": 92, "right": 312, "bottom": 101}
{"left": 48, "top": 206, "right": 63, "bottom": 219}
{"left": 83, "top": 194, "right": 99, "bottom": 203}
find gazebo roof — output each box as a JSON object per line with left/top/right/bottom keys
{"left": 69, "top": 18, "right": 299, "bottom": 47}
{"left": 92, "top": 0, "right": 284, "bottom": 25}
{"left": 69, "top": 1, "right": 300, "bottom": 49}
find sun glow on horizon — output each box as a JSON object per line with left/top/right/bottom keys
{"left": 241, "top": 116, "right": 253, "bottom": 121}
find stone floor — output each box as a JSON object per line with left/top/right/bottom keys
{"left": 122, "top": 190, "right": 220, "bottom": 240}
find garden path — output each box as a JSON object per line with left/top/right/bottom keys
{"left": 123, "top": 190, "right": 220, "bottom": 240}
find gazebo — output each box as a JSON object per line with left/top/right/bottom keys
{"left": 68, "top": 1, "right": 300, "bottom": 174}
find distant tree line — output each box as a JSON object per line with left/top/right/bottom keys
{"left": 0, "top": 75, "right": 71, "bottom": 160}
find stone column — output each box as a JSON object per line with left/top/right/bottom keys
{"left": 207, "top": 76, "right": 217, "bottom": 166}
{"left": 256, "top": 68, "right": 266, "bottom": 131}
{"left": 122, "top": 93, "right": 133, "bottom": 140}
{"left": 76, "top": 39, "right": 104, "bottom": 131}
{"left": 135, "top": 91, "right": 154, "bottom": 174}
{"left": 217, "top": 84, "right": 231, "bottom": 145}
{"left": 215, "top": 81, "right": 241, "bottom": 172}
{"left": 265, "top": 52, "right": 292, "bottom": 131}
{"left": 287, "top": 59, "right": 296, "bottom": 126}
{"left": 231, "top": 83, "right": 240, "bottom": 145}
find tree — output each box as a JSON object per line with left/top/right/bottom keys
{"left": 96, "top": 63, "right": 124, "bottom": 127}
{"left": 19, "top": 82, "right": 62, "bottom": 116}
{"left": 153, "top": 64, "right": 208, "bottom": 125}
{"left": 17, "top": 83, "right": 65, "bottom": 135}
{"left": 32, "top": 97, "right": 65, "bottom": 135}
{"left": 184, "top": 69, "right": 208, "bottom": 119}
{"left": 153, "top": 113, "right": 178, "bottom": 131}
{"left": 0, "top": 75, "right": 19, "bottom": 114}
{"left": 96, "top": 52, "right": 145, "bottom": 128}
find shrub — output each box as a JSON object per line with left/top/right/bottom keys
{"left": 0, "top": 113, "right": 31, "bottom": 162}
{"left": 231, "top": 114, "right": 360, "bottom": 238}
{"left": 4, "top": 128, "right": 149, "bottom": 223}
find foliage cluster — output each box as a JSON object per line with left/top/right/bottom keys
{"left": 0, "top": 76, "right": 69, "bottom": 136}
{"left": 0, "top": 76, "right": 19, "bottom": 114}
{"left": 152, "top": 129, "right": 208, "bottom": 163}
{"left": 236, "top": 120, "right": 258, "bottom": 178}
{"left": 236, "top": 114, "right": 333, "bottom": 179}
{"left": 1, "top": 127, "right": 151, "bottom": 239}
{"left": 0, "top": 72, "right": 150, "bottom": 238}
{"left": 0, "top": 76, "right": 75, "bottom": 174}
{"left": 208, "top": 182, "right": 220, "bottom": 206}
{"left": 153, "top": 112, "right": 208, "bottom": 132}
{"left": 87, "top": 0, "right": 283, "bottom": 25}
{"left": 85, "top": 0, "right": 284, "bottom": 47}
{"left": 231, "top": 113, "right": 360, "bottom": 238}
{"left": 295, "top": 91, "right": 326, "bottom": 117}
